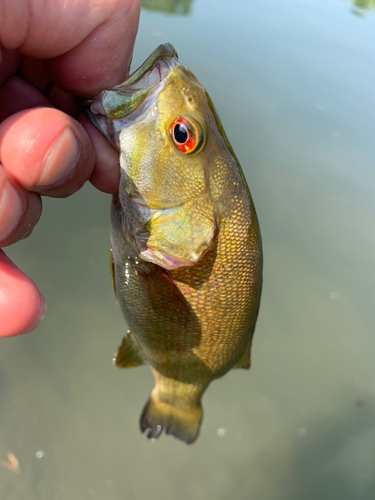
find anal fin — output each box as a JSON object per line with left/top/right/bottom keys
{"left": 115, "top": 331, "right": 146, "bottom": 369}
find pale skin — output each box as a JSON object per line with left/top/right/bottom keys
{"left": 0, "top": 0, "right": 140, "bottom": 336}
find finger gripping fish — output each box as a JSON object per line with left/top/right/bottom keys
{"left": 84, "top": 44, "right": 263, "bottom": 444}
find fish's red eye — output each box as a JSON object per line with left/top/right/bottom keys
{"left": 174, "top": 123, "right": 188, "bottom": 144}
{"left": 170, "top": 117, "right": 200, "bottom": 154}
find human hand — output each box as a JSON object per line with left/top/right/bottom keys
{"left": 0, "top": 0, "right": 140, "bottom": 336}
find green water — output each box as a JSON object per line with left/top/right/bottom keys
{"left": 2, "top": 0, "right": 375, "bottom": 498}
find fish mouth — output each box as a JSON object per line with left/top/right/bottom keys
{"left": 82, "top": 43, "right": 179, "bottom": 148}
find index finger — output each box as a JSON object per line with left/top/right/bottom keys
{"left": 0, "top": 0, "right": 140, "bottom": 96}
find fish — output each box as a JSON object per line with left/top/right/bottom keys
{"left": 84, "top": 43, "right": 263, "bottom": 444}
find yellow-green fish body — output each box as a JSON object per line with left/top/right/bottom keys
{"left": 86, "top": 44, "right": 262, "bottom": 444}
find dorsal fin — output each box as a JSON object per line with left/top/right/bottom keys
{"left": 234, "top": 341, "right": 251, "bottom": 369}
{"left": 115, "top": 331, "right": 146, "bottom": 369}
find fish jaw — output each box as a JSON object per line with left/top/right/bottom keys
{"left": 82, "top": 43, "right": 179, "bottom": 149}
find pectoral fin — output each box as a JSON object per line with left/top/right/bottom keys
{"left": 115, "top": 331, "right": 146, "bottom": 369}
{"left": 139, "top": 195, "right": 217, "bottom": 270}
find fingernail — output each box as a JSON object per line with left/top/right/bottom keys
{"left": 39, "top": 128, "right": 80, "bottom": 186}
{"left": 24, "top": 294, "right": 47, "bottom": 333}
{"left": 0, "top": 180, "right": 23, "bottom": 242}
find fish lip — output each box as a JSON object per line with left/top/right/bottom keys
{"left": 83, "top": 43, "right": 179, "bottom": 120}
{"left": 111, "top": 43, "right": 178, "bottom": 89}
{"left": 81, "top": 43, "right": 180, "bottom": 148}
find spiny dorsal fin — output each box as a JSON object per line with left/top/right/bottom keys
{"left": 234, "top": 342, "right": 251, "bottom": 369}
{"left": 115, "top": 331, "right": 146, "bottom": 369}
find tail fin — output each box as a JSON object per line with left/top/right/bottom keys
{"left": 140, "top": 395, "right": 202, "bottom": 444}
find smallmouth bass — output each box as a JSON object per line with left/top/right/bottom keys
{"left": 85, "top": 44, "right": 263, "bottom": 444}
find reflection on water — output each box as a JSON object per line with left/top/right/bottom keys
{"left": 350, "top": 0, "right": 375, "bottom": 9}
{"left": 141, "top": 0, "right": 193, "bottom": 15}
{"left": 2, "top": 0, "right": 375, "bottom": 499}
{"left": 345, "top": 0, "right": 375, "bottom": 16}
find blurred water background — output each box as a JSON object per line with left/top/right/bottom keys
{"left": 1, "top": 0, "right": 375, "bottom": 498}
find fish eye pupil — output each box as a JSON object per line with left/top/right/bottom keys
{"left": 174, "top": 123, "right": 188, "bottom": 144}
